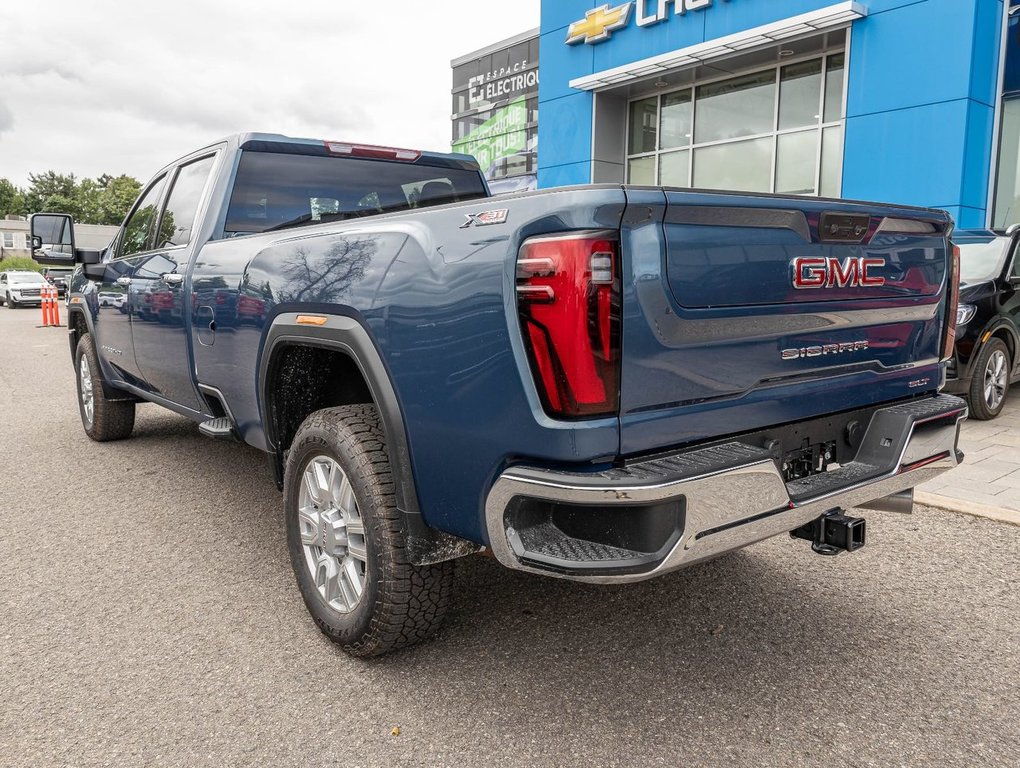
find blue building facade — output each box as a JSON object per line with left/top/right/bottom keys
{"left": 538, "top": 0, "right": 1012, "bottom": 229}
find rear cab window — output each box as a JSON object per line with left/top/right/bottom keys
{"left": 222, "top": 151, "right": 487, "bottom": 237}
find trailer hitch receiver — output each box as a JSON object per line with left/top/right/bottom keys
{"left": 791, "top": 509, "right": 866, "bottom": 556}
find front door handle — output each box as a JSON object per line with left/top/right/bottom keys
{"left": 115, "top": 277, "right": 131, "bottom": 287}
{"left": 161, "top": 273, "right": 184, "bottom": 287}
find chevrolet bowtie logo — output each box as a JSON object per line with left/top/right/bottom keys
{"left": 565, "top": 3, "right": 632, "bottom": 45}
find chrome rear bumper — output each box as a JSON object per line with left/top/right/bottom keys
{"left": 484, "top": 395, "right": 967, "bottom": 583}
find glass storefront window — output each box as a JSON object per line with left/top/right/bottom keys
{"left": 779, "top": 60, "right": 823, "bottom": 131}
{"left": 820, "top": 125, "right": 844, "bottom": 198}
{"left": 628, "top": 156, "right": 656, "bottom": 185}
{"left": 660, "top": 90, "right": 693, "bottom": 150}
{"left": 659, "top": 150, "right": 690, "bottom": 187}
{"left": 629, "top": 97, "right": 658, "bottom": 155}
{"left": 776, "top": 130, "right": 819, "bottom": 195}
{"left": 694, "top": 137, "right": 772, "bottom": 192}
{"left": 626, "top": 50, "right": 846, "bottom": 196}
{"left": 695, "top": 70, "right": 776, "bottom": 144}
{"left": 993, "top": 98, "right": 1020, "bottom": 229}
{"left": 824, "top": 54, "right": 846, "bottom": 123}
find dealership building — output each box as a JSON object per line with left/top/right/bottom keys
{"left": 525, "top": 0, "right": 1019, "bottom": 229}
{"left": 452, "top": 30, "right": 540, "bottom": 194}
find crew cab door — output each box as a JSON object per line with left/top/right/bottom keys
{"left": 128, "top": 154, "right": 217, "bottom": 412}
{"left": 96, "top": 174, "right": 169, "bottom": 388}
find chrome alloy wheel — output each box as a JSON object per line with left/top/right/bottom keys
{"left": 984, "top": 349, "right": 1009, "bottom": 412}
{"left": 79, "top": 355, "right": 94, "bottom": 428}
{"left": 298, "top": 456, "right": 369, "bottom": 613}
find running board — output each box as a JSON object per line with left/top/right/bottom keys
{"left": 199, "top": 417, "right": 238, "bottom": 441}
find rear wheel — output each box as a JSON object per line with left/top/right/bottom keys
{"left": 284, "top": 405, "right": 455, "bottom": 657}
{"left": 968, "top": 338, "right": 1011, "bottom": 420}
{"left": 75, "top": 334, "right": 136, "bottom": 441}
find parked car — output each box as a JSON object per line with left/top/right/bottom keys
{"left": 0, "top": 270, "right": 47, "bottom": 308}
{"left": 944, "top": 228, "right": 1020, "bottom": 419}
{"left": 97, "top": 291, "right": 127, "bottom": 311}
{"left": 43, "top": 267, "right": 74, "bottom": 297}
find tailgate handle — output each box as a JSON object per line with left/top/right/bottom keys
{"left": 819, "top": 212, "right": 870, "bottom": 243}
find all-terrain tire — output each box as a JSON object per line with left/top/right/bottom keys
{"left": 75, "top": 333, "right": 136, "bottom": 441}
{"left": 967, "top": 338, "right": 1011, "bottom": 421}
{"left": 284, "top": 404, "right": 455, "bottom": 658}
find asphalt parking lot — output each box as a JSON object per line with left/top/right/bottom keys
{"left": 1, "top": 306, "right": 1018, "bottom": 768}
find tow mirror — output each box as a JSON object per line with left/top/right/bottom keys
{"left": 30, "top": 213, "right": 77, "bottom": 266}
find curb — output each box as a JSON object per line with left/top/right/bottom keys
{"left": 915, "top": 491, "right": 1020, "bottom": 528}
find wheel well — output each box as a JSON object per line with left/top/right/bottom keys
{"left": 68, "top": 310, "right": 88, "bottom": 358}
{"left": 267, "top": 344, "right": 374, "bottom": 454}
{"left": 992, "top": 328, "right": 1015, "bottom": 365}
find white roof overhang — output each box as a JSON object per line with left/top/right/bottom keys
{"left": 569, "top": 1, "right": 868, "bottom": 91}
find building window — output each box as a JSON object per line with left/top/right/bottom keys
{"left": 626, "top": 52, "right": 846, "bottom": 197}
{"left": 2, "top": 233, "right": 13, "bottom": 249}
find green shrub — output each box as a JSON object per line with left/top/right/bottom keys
{"left": 0, "top": 256, "right": 43, "bottom": 273}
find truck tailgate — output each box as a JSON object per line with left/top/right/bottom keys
{"left": 619, "top": 188, "right": 953, "bottom": 456}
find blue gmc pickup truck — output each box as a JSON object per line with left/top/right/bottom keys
{"left": 32, "top": 133, "right": 967, "bottom": 657}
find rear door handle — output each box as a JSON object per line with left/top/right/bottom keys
{"left": 115, "top": 277, "right": 131, "bottom": 287}
{"left": 161, "top": 273, "right": 184, "bottom": 287}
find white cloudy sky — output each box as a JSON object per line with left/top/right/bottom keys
{"left": 0, "top": 0, "right": 541, "bottom": 187}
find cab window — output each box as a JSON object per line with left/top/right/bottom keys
{"left": 156, "top": 156, "right": 216, "bottom": 249}
{"left": 223, "top": 151, "right": 486, "bottom": 236}
{"left": 118, "top": 175, "right": 167, "bottom": 258}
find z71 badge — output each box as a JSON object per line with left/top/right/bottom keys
{"left": 460, "top": 209, "right": 509, "bottom": 228}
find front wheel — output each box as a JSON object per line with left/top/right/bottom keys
{"left": 75, "top": 334, "right": 136, "bottom": 441}
{"left": 968, "top": 337, "right": 1011, "bottom": 420}
{"left": 6, "top": 293, "right": 17, "bottom": 308}
{"left": 284, "top": 405, "right": 455, "bottom": 658}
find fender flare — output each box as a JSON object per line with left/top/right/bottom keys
{"left": 258, "top": 312, "right": 482, "bottom": 565}
{"left": 66, "top": 303, "right": 138, "bottom": 402}
{"left": 972, "top": 317, "right": 1020, "bottom": 375}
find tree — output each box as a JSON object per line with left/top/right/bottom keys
{"left": 96, "top": 175, "right": 141, "bottom": 226}
{"left": 23, "top": 171, "right": 77, "bottom": 217}
{"left": 10, "top": 171, "right": 142, "bottom": 224}
{"left": 75, "top": 178, "right": 103, "bottom": 224}
{"left": 0, "top": 178, "right": 24, "bottom": 219}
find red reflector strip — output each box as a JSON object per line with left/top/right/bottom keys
{"left": 900, "top": 451, "right": 951, "bottom": 473}
{"left": 324, "top": 141, "right": 422, "bottom": 162}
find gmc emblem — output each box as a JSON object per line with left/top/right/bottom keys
{"left": 792, "top": 257, "right": 886, "bottom": 289}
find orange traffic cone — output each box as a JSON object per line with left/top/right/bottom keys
{"left": 40, "top": 286, "right": 59, "bottom": 327}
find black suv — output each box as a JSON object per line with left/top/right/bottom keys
{"left": 945, "top": 229, "right": 1020, "bottom": 419}
{"left": 42, "top": 267, "right": 73, "bottom": 297}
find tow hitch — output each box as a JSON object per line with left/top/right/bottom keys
{"left": 791, "top": 510, "right": 866, "bottom": 556}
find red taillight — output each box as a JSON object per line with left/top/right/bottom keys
{"left": 516, "top": 232, "right": 621, "bottom": 418}
{"left": 324, "top": 141, "right": 422, "bottom": 162}
{"left": 942, "top": 243, "right": 961, "bottom": 360}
